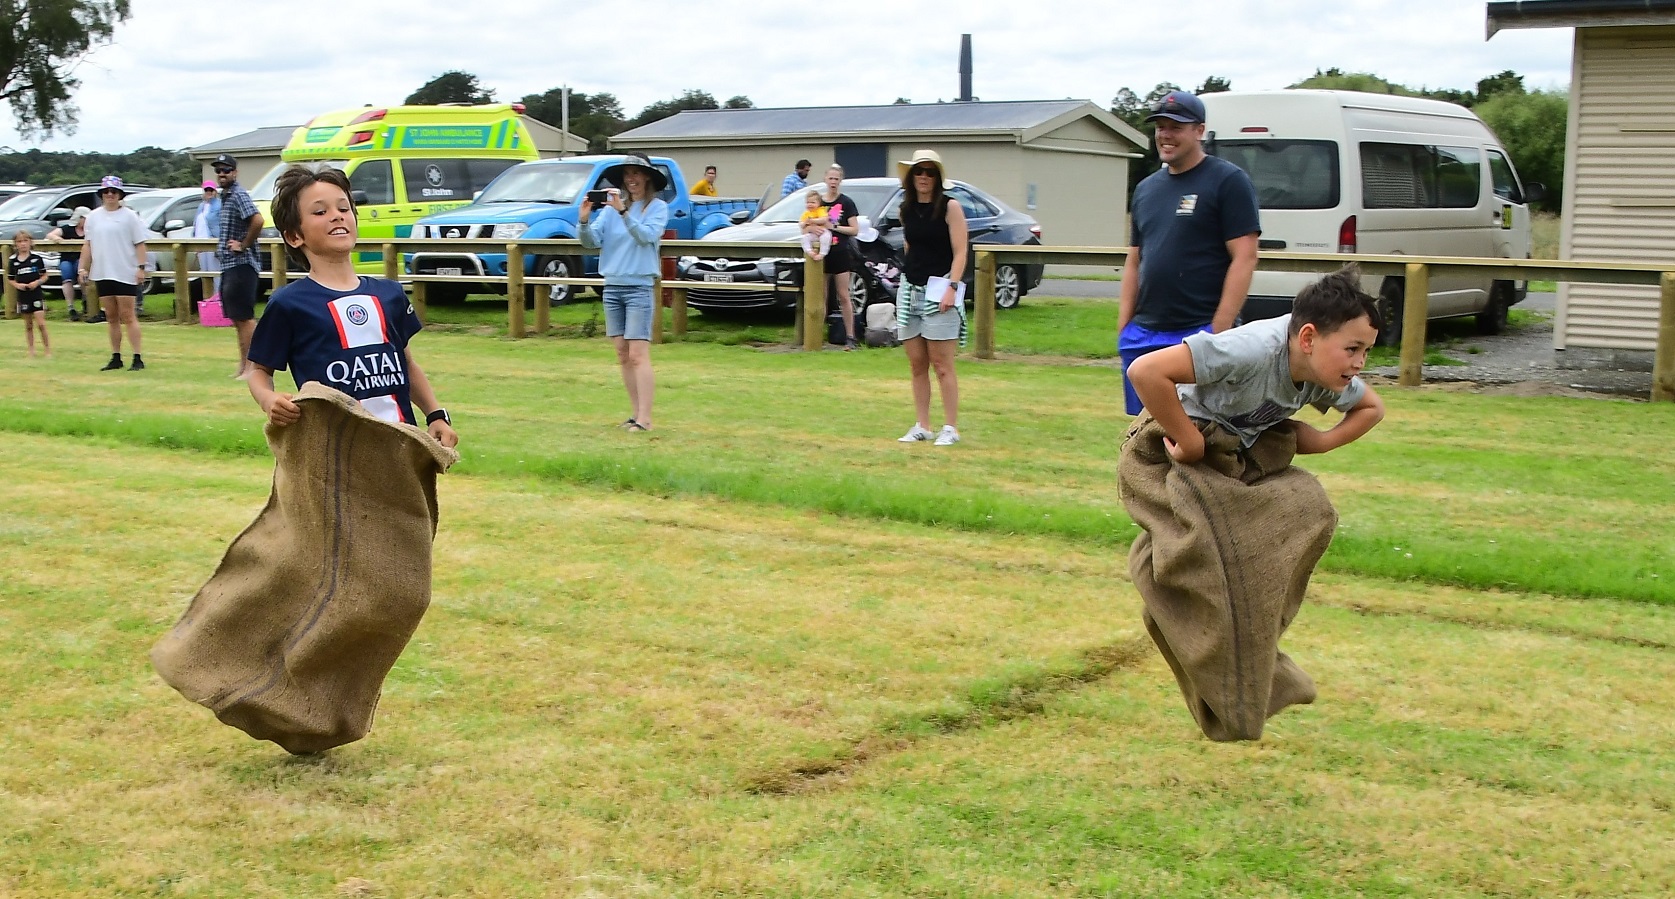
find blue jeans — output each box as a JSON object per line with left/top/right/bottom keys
{"left": 1118, "top": 321, "right": 1214, "bottom": 415}
{"left": 602, "top": 284, "right": 654, "bottom": 341}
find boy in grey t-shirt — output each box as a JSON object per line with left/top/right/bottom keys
{"left": 1117, "top": 266, "right": 1385, "bottom": 741}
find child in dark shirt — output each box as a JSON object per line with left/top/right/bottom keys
{"left": 9, "top": 231, "right": 51, "bottom": 357}
{"left": 246, "top": 165, "right": 457, "bottom": 448}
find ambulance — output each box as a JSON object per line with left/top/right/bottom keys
{"left": 250, "top": 103, "right": 543, "bottom": 272}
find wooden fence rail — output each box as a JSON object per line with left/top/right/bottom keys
{"left": 5, "top": 237, "right": 1671, "bottom": 401}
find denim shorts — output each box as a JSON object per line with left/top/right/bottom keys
{"left": 602, "top": 283, "right": 654, "bottom": 341}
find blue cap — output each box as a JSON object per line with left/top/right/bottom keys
{"left": 1145, "top": 91, "right": 1206, "bottom": 124}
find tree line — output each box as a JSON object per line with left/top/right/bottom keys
{"left": 1111, "top": 70, "right": 1567, "bottom": 212}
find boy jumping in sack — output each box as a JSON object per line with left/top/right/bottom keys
{"left": 1118, "top": 265, "right": 1384, "bottom": 741}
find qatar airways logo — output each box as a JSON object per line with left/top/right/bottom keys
{"left": 326, "top": 350, "right": 407, "bottom": 393}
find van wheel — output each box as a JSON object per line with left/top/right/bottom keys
{"left": 995, "top": 264, "right": 1022, "bottom": 309}
{"left": 847, "top": 270, "right": 868, "bottom": 315}
{"left": 1375, "top": 282, "right": 1404, "bottom": 348}
{"left": 1475, "top": 282, "right": 1512, "bottom": 335}
{"left": 530, "top": 255, "right": 578, "bottom": 307}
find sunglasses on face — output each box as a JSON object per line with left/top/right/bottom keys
{"left": 213, "top": 168, "right": 233, "bottom": 175}
{"left": 911, "top": 167, "right": 938, "bottom": 177}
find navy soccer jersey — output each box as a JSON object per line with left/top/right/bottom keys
{"left": 248, "top": 276, "right": 424, "bottom": 425}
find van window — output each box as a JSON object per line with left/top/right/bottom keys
{"left": 351, "top": 160, "right": 395, "bottom": 206}
{"left": 401, "top": 159, "right": 519, "bottom": 203}
{"left": 1210, "top": 139, "right": 1339, "bottom": 209}
{"left": 1360, "top": 143, "right": 1482, "bottom": 209}
{"left": 1487, "top": 149, "right": 1522, "bottom": 203}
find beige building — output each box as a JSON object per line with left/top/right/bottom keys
{"left": 608, "top": 100, "right": 1147, "bottom": 248}
{"left": 1488, "top": 0, "right": 1675, "bottom": 361}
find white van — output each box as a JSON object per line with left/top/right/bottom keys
{"left": 1200, "top": 90, "right": 1544, "bottom": 345}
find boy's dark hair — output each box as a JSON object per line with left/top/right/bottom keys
{"left": 1290, "top": 264, "right": 1383, "bottom": 336}
{"left": 270, "top": 164, "right": 355, "bottom": 270}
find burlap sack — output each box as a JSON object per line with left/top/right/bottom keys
{"left": 152, "top": 383, "right": 458, "bottom": 754}
{"left": 1118, "top": 413, "right": 1332, "bottom": 741}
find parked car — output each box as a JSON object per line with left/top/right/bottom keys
{"left": 0, "top": 182, "right": 155, "bottom": 285}
{"left": 676, "top": 177, "right": 1044, "bottom": 315}
{"left": 123, "top": 187, "right": 210, "bottom": 290}
{"left": 0, "top": 183, "right": 38, "bottom": 204}
{"left": 407, "top": 154, "right": 757, "bottom": 305}
{"left": 1202, "top": 90, "right": 1544, "bottom": 346}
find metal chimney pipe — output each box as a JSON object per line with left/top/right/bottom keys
{"left": 959, "top": 34, "right": 973, "bottom": 102}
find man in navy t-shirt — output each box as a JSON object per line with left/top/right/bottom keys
{"left": 247, "top": 276, "right": 424, "bottom": 425}
{"left": 1117, "top": 90, "right": 1261, "bottom": 415}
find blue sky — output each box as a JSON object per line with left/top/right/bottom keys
{"left": 0, "top": 0, "right": 1573, "bottom": 155}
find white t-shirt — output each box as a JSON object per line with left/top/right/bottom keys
{"left": 1177, "top": 314, "right": 1367, "bottom": 448}
{"left": 83, "top": 206, "right": 149, "bottom": 284}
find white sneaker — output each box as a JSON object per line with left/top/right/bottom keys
{"left": 897, "top": 424, "right": 933, "bottom": 443}
{"left": 934, "top": 425, "right": 960, "bottom": 446}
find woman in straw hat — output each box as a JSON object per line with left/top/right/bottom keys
{"left": 893, "top": 150, "right": 968, "bottom": 447}
{"left": 579, "top": 153, "right": 670, "bottom": 431}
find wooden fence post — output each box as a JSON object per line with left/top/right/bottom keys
{"left": 507, "top": 243, "right": 525, "bottom": 338}
{"left": 802, "top": 257, "right": 825, "bottom": 351}
{"left": 534, "top": 266, "right": 551, "bottom": 336}
{"left": 411, "top": 281, "right": 428, "bottom": 323}
{"left": 1399, "top": 262, "right": 1430, "bottom": 387}
{"left": 652, "top": 276, "right": 666, "bottom": 345}
{"left": 672, "top": 287, "right": 688, "bottom": 340}
{"left": 172, "top": 244, "right": 190, "bottom": 323}
{"left": 2, "top": 241, "right": 15, "bottom": 318}
{"left": 1653, "top": 271, "right": 1675, "bottom": 403}
{"left": 974, "top": 251, "right": 997, "bottom": 359}
{"left": 270, "top": 244, "right": 288, "bottom": 290}
{"left": 382, "top": 243, "right": 398, "bottom": 283}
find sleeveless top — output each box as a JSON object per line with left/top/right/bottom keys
{"left": 901, "top": 197, "right": 955, "bottom": 287}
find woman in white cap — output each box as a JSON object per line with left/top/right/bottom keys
{"left": 47, "top": 207, "right": 90, "bottom": 320}
{"left": 577, "top": 153, "right": 670, "bottom": 430}
{"left": 80, "top": 175, "right": 150, "bottom": 370}
{"left": 193, "top": 179, "right": 222, "bottom": 300}
{"left": 893, "top": 150, "right": 968, "bottom": 446}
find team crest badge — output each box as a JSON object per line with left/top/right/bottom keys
{"left": 346, "top": 304, "right": 370, "bottom": 326}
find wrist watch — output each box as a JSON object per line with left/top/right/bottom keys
{"left": 426, "top": 408, "right": 451, "bottom": 426}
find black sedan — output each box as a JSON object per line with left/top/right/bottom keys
{"left": 676, "top": 177, "right": 1043, "bottom": 314}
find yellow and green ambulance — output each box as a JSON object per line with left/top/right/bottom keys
{"left": 250, "top": 103, "right": 541, "bottom": 272}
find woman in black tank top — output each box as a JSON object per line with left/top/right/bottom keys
{"left": 893, "top": 150, "right": 968, "bottom": 447}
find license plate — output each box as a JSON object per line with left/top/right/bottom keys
{"left": 436, "top": 267, "right": 462, "bottom": 276}
{"left": 703, "top": 272, "right": 733, "bottom": 283}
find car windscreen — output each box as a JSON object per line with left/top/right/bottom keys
{"left": 475, "top": 163, "right": 596, "bottom": 204}
{"left": 0, "top": 191, "right": 60, "bottom": 221}
{"left": 249, "top": 161, "right": 348, "bottom": 202}
{"left": 753, "top": 183, "right": 900, "bottom": 224}
{"left": 1209, "top": 139, "right": 1340, "bottom": 210}
{"left": 125, "top": 193, "right": 175, "bottom": 222}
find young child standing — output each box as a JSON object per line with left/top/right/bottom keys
{"left": 9, "top": 232, "right": 51, "bottom": 357}
{"left": 1119, "top": 265, "right": 1385, "bottom": 741}
{"left": 246, "top": 165, "right": 457, "bottom": 448}
{"left": 799, "top": 189, "right": 834, "bottom": 261}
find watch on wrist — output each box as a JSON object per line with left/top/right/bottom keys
{"left": 426, "top": 408, "right": 451, "bottom": 426}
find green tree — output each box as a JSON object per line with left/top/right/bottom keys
{"left": 1475, "top": 69, "right": 1526, "bottom": 103}
{"left": 1197, "top": 75, "right": 1233, "bottom": 94}
{"left": 405, "top": 70, "right": 495, "bottom": 106}
{"left": 518, "top": 87, "right": 626, "bottom": 152}
{"left": 1475, "top": 88, "right": 1567, "bottom": 212}
{"left": 1289, "top": 68, "right": 1412, "bottom": 95}
{"left": 626, "top": 89, "right": 719, "bottom": 128}
{"left": 722, "top": 95, "right": 753, "bottom": 109}
{"left": 0, "top": 0, "right": 132, "bottom": 138}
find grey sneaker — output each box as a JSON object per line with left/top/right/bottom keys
{"left": 897, "top": 424, "right": 933, "bottom": 443}
{"left": 933, "top": 425, "right": 961, "bottom": 446}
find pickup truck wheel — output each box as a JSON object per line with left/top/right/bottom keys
{"left": 994, "top": 264, "right": 1022, "bottom": 309}
{"left": 1475, "top": 281, "right": 1512, "bottom": 335}
{"left": 530, "top": 255, "right": 578, "bottom": 307}
{"left": 1375, "top": 282, "right": 1404, "bottom": 348}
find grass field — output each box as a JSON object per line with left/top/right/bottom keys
{"left": 2, "top": 305, "right": 1672, "bottom": 897}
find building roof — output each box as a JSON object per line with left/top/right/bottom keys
{"left": 1487, "top": 0, "right": 1675, "bottom": 36}
{"left": 189, "top": 126, "right": 298, "bottom": 158}
{"left": 611, "top": 100, "right": 1147, "bottom": 151}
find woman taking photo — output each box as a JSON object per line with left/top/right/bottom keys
{"left": 893, "top": 150, "right": 968, "bottom": 446}
{"left": 578, "top": 153, "right": 669, "bottom": 431}
{"left": 812, "top": 163, "right": 861, "bottom": 348}
{"left": 80, "top": 176, "right": 150, "bottom": 371}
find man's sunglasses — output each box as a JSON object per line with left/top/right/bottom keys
{"left": 213, "top": 167, "right": 234, "bottom": 174}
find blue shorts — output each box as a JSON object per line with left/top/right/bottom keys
{"left": 602, "top": 284, "right": 653, "bottom": 341}
{"left": 1118, "top": 321, "right": 1214, "bottom": 416}
{"left": 58, "top": 260, "right": 77, "bottom": 284}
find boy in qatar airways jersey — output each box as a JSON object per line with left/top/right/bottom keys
{"left": 247, "top": 165, "right": 458, "bottom": 448}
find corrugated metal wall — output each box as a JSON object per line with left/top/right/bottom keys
{"left": 1560, "top": 25, "right": 1675, "bottom": 351}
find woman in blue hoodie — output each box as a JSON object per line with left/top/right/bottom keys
{"left": 579, "top": 153, "right": 670, "bottom": 431}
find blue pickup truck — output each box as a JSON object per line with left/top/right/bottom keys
{"left": 406, "top": 154, "right": 756, "bottom": 305}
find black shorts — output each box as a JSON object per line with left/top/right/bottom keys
{"left": 823, "top": 237, "right": 853, "bottom": 274}
{"left": 18, "top": 295, "right": 44, "bottom": 314}
{"left": 95, "top": 279, "right": 137, "bottom": 298}
{"left": 220, "top": 263, "right": 258, "bottom": 321}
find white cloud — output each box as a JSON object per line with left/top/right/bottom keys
{"left": 0, "top": 0, "right": 1572, "bottom": 160}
